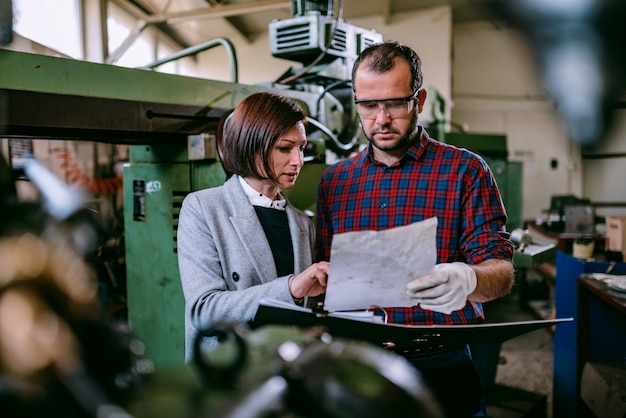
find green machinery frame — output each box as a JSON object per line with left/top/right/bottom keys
{"left": 0, "top": 49, "right": 271, "bottom": 369}
{"left": 443, "top": 132, "right": 523, "bottom": 231}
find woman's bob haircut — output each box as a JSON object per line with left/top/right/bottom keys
{"left": 219, "top": 91, "right": 307, "bottom": 183}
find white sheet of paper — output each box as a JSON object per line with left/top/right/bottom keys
{"left": 323, "top": 217, "right": 438, "bottom": 312}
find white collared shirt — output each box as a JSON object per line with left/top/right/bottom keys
{"left": 238, "top": 175, "right": 287, "bottom": 211}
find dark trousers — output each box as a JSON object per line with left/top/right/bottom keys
{"left": 405, "top": 345, "right": 487, "bottom": 418}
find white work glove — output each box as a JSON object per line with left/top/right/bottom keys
{"left": 406, "top": 262, "right": 477, "bottom": 315}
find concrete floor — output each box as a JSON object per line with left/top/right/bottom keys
{"left": 479, "top": 284, "right": 555, "bottom": 418}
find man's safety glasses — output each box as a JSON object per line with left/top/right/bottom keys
{"left": 354, "top": 90, "right": 419, "bottom": 120}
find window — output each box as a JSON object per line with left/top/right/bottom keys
{"left": 13, "top": 0, "right": 82, "bottom": 58}
{"left": 12, "top": 0, "right": 201, "bottom": 77}
{"left": 107, "top": 3, "right": 199, "bottom": 76}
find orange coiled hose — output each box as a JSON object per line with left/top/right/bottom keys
{"left": 56, "top": 150, "right": 123, "bottom": 197}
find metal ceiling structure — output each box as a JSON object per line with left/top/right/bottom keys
{"left": 110, "top": 0, "right": 496, "bottom": 50}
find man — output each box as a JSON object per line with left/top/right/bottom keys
{"left": 315, "top": 40, "right": 515, "bottom": 417}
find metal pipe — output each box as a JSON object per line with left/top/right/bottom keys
{"left": 137, "top": 37, "right": 239, "bottom": 83}
{"left": 306, "top": 116, "right": 359, "bottom": 152}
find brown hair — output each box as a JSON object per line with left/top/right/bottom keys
{"left": 351, "top": 40, "right": 423, "bottom": 94}
{"left": 220, "top": 92, "right": 307, "bottom": 183}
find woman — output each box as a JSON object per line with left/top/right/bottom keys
{"left": 177, "top": 92, "right": 329, "bottom": 361}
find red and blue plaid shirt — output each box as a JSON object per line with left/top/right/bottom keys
{"left": 315, "top": 127, "right": 514, "bottom": 326}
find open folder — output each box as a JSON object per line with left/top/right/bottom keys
{"left": 251, "top": 298, "right": 572, "bottom": 346}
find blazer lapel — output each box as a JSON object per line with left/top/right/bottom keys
{"left": 224, "top": 177, "right": 278, "bottom": 282}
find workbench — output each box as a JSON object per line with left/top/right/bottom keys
{"left": 513, "top": 243, "right": 557, "bottom": 312}
{"left": 552, "top": 251, "right": 626, "bottom": 418}
{"left": 578, "top": 278, "right": 626, "bottom": 417}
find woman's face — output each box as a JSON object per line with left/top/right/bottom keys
{"left": 268, "top": 120, "right": 307, "bottom": 191}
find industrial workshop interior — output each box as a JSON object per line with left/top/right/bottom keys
{"left": 1, "top": 0, "right": 626, "bottom": 417}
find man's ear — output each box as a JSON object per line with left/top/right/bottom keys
{"left": 416, "top": 89, "right": 428, "bottom": 113}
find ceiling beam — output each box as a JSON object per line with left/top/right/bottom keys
{"left": 144, "top": 0, "right": 291, "bottom": 25}
{"left": 380, "top": 0, "right": 391, "bottom": 25}
{"left": 204, "top": 0, "right": 251, "bottom": 43}
{"left": 108, "top": 0, "right": 193, "bottom": 62}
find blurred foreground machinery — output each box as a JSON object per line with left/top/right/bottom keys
{"left": 0, "top": 234, "right": 147, "bottom": 418}
{"left": 0, "top": 155, "right": 149, "bottom": 417}
{"left": 129, "top": 325, "right": 444, "bottom": 418}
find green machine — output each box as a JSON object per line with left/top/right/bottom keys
{"left": 442, "top": 132, "right": 523, "bottom": 231}
{"left": 124, "top": 145, "right": 226, "bottom": 368}
{"left": 0, "top": 49, "right": 262, "bottom": 369}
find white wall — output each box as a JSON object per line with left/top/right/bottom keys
{"left": 452, "top": 21, "right": 626, "bottom": 221}
{"left": 451, "top": 22, "right": 585, "bottom": 222}
{"left": 582, "top": 109, "right": 626, "bottom": 216}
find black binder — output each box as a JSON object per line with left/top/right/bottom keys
{"left": 251, "top": 298, "right": 572, "bottom": 347}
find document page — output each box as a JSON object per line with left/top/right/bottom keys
{"left": 323, "top": 217, "right": 437, "bottom": 312}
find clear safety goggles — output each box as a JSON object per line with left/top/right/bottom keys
{"left": 354, "top": 90, "right": 419, "bottom": 119}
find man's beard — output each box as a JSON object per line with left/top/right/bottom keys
{"left": 365, "top": 111, "right": 419, "bottom": 152}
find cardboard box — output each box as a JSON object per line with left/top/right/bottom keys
{"left": 605, "top": 215, "right": 626, "bottom": 258}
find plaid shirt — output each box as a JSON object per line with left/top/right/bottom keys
{"left": 315, "top": 127, "right": 514, "bottom": 325}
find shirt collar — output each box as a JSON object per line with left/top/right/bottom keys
{"left": 238, "top": 175, "right": 287, "bottom": 210}
{"left": 363, "top": 126, "right": 428, "bottom": 166}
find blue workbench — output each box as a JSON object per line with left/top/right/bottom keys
{"left": 553, "top": 251, "right": 626, "bottom": 417}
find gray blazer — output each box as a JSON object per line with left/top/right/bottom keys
{"left": 177, "top": 175, "right": 315, "bottom": 360}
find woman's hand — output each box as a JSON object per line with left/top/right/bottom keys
{"left": 289, "top": 261, "right": 330, "bottom": 298}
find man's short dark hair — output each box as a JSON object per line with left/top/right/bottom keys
{"left": 352, "top": 40, "right": 423, "bottom": 94}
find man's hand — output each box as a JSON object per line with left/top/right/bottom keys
{"left": 406, "top": 262, "right": 477, "bottom": 314}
